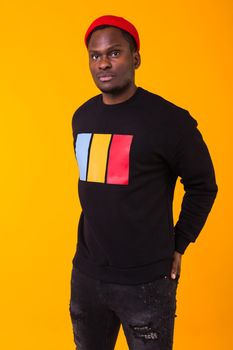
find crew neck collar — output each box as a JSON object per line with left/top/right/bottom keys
{"left": 98, "top": 86, "right": 144, "bottom": 108}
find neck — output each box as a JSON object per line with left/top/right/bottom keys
{"left": 101, "top": 84, "right": 137, "bottom": 105}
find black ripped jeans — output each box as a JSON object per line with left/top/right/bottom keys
{"left": 69, "top": 267, "right": 179, "bottom": 350}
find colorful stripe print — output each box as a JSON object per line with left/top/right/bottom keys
{"left": 75, "top": 133, "right": 133, "bottom": 185}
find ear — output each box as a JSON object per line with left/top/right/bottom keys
{"left": 133, "top": 51, "right": 141, "bottom": 69}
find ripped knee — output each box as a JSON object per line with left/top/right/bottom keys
{"left": 130, "top": 323, "right": 158, "bottom": 342}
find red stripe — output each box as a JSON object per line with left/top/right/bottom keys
{"left": 107, "top": 134, "right": 133, "bottom": 185}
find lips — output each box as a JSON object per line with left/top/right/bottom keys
{"left": 97, "top": 74, "right": 115, "bottom": 82}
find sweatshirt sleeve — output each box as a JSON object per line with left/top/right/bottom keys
{"left": 171, "top": 112, "right": 218, "bottom": 254}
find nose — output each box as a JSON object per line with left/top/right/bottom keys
{"left": 98, "top": 55, "right": 112, "bottom": 70}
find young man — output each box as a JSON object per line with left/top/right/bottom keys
{"left": 69, "top": 15, "right": 218, "bottom": 350}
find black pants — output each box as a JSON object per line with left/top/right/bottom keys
{"left": 69, "top": 267, "right": 179, "bottom": 350}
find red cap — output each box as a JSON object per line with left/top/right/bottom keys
{"left": 84, "top": 15, "right": 140, "bottom": 51}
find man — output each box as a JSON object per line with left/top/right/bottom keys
{"left": 69, "top": 15, "right": 218, "bottom": 350}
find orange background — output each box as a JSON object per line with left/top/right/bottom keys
{"left": 0, "top": 1, "right": 232, "bottom": 349}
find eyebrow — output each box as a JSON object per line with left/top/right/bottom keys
{"left": 88, "top": 44, "right": 122, "bottom": 53}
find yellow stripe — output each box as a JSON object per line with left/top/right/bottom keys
{"left": 87, "top": 134, "right": 112, "bottom": 183}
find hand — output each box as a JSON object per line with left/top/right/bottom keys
{"left": 171, "top": 251, "right": 182, "bottom": 279}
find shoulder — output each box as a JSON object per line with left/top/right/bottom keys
{"left": 72, "top": 93, "right": 100, "bottom": 125}
{"left": 141, "top": 87, "right": 198, "bottom": 130}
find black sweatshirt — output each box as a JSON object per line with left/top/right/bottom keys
{"left": 71, "top": 87, "right": 218, "bottom": 284}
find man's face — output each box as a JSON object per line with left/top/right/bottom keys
{"left": 87, "top": 27, "right": 140, "bottom": 94}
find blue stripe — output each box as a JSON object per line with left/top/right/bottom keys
{"left": 75, "top": 133, "right": 92, "bottom": 180}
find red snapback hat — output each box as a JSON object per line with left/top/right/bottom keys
{"left": 84, "top": 15, "right": 140, "bottom": 51}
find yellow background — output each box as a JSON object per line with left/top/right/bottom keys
{"left": 0, "top": 1, "right": 232, "bottom": 349}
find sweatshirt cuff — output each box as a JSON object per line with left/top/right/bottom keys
{"left": 175, "top": 234, "right": 191, "bottom": 254}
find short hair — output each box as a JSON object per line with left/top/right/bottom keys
{"left": 86, "top": 25, "right": 137, "bottom": 52}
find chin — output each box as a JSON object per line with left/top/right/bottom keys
{"left": 97, "top": 82, "right": 131, "bottom": 95}
{"left": 98, "top": 86, "right": 117, "bottom": 94}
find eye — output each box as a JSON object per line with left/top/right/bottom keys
{"left": 110, "top": 50, "right": 120, "bottom": 57}
{"left": 91, "top": 54, "right": 99, "bottom": 61}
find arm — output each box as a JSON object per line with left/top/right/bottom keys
{"left": 170, "top": 113, "right": 218, "bottom": 277}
